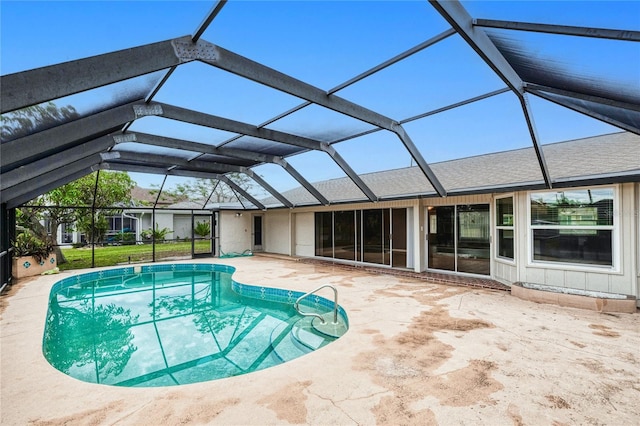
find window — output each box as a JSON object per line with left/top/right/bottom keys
{"left": 530, "top": 188, "right": 615, "bottom": 267}
{"left": 496, "top": 196, "right": 514, "bottom": 260}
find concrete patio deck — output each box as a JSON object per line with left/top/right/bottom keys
{"left": 1, "top": 256, "right": 639, "bottom": 425}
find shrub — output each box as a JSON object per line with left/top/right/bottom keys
{"left": 141, "top": 224, "right": 172, "bottom": 242}
{"left": 194, "top": 221, "right": 211, "bottom": 238}
{"left": 12, "top": 231, "right": 55, "bottom": 263}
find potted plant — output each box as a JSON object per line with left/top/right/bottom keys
{"left": 12, "top": 230, "right": 57, "bottom": 279}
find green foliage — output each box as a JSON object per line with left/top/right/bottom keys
{"left": 76, "top": 214, "right": 109, "bottom": 245}
{"left": 156, "top": 173, "right": 263, "bottom": 205}
{"left": 194, "top": 221, "right": 211, "bottom": 237}
{"left": 115, "top": 231, "right": 136, "bottom": 245}
{"left": 40, "top": 170, "right": 136, "bottom": 244}
{"left": 12, "top": 231, "right": 55, "bottom": 262}
{"left": 141, "top": 224, "right": 172, "bottom": 242}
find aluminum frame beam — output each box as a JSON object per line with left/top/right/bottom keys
{"left": 529, "top": 90, "right": 640, "bottom": 135}
{"left": 100, "top": 163, "right": 266, "bottom": 210}
{"left": 107, "top": 151, "right": 294, "bottom": 207}
{"left": 118, "top": 132, "right": 330, "bottom": 205}
{"left": 190, "top": 40, "right": 446, "bottom": 196}
{"left": 429, "top": 0, "right": 553, "bottom": 188}
{"left": 1, "top": 38, "right": 192, "bottom": 114}
{"left": 330, "top": 87, "right": 511, "bottom": 144}
{"left": 6, "top": 168, "right": 97, "bottom": 209}
{"left": 473, "top": 19, "right": 640, "bottom": 42}
{"left": 153, "top": 102, "right": 376, "bottom": 201}
{"left": 520, "top": 93, "right": 552, "bottom": 188}
{"left": 524, "top": 83, "right": 640, "bottom": 112}
{"left": 1, "top": 100, "right": 142, "bottom": 170}
{"left": 1, "top": 154, "right": 102, "bottom": 205}
{"left": 192, "top": 0, "right": 227, "bottom": 42}
{"left": 232, "top": 27, "right": 457, "bottom": 138}
{"left": 1, "top": 135, "right": 114, "bottom": 190}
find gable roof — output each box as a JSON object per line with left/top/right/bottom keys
{"left": 259, "top": 132, "right": 640, "bottom": 207}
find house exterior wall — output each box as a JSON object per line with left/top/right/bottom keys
{"left": 264, "top": 210, "right": 290, "bottom": 255}
{"left": 173, "top": 215, "right": 191, "bottom": 240}
{"left": 154, "top": 213, "right": 173, "bottom": 239}
{"left": 219, "top": 211, "right": 252, "bottom": 255}
{"left": 221, "top": 183, "right": 639, "bottom": 305}
{"left": 294, "top": 212, "right": 315, "bottom": 257}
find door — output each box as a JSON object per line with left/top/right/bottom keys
{"left": 252, "top": 215, "right": 263, "bottom": 252}
{"left": 192, "top": 214, "right": 214, "bottom": 258}
{"left": 391, "top": 208, "right": 407, "bottom": 268}
{"left": 456, "top": 204, "right": 490, "bottom": 275}
{"left": 427, "top": 204, "right": 490, "bottom": 275}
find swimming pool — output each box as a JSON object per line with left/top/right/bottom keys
{"left": 42, "top": 263, "right": 348, "bottom": 387}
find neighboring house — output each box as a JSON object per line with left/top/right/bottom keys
{"left": 54, "top": 186, "right": 194, "bottom": 245}
{"left": 215, "top": 132, "right": 640, "bottom": 307}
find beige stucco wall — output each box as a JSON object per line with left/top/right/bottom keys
{"left": 294, "top": 212, "right": 315, "bottom": 257}
{"left": 264, "top": 210, "right": 290, "bottom": 255}
{"left": 219, "top": 211, "right": 252, "bottom": 255}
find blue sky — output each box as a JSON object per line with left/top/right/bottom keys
{"left": 2, "top": 1, "right": 639, "bottom": 196}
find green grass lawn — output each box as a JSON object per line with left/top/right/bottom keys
{"left": 59, "top": 241, "right": 212, "bottom": 270}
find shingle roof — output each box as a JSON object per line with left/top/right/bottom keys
{"left": 263, "top": 132, "right": 640, "bottom": 207}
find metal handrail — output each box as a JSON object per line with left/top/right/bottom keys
{"left": 294, "top": 284, "right": 338, "bottom": 325}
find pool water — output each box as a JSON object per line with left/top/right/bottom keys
{"left": 42, "top": 264, "right": 348, "bottom": 387}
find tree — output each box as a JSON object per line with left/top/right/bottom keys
{"left": 153, "top": 173, "right": 263, "bottom": 205}
{"left": 21, "top": 171, "right": 135, "bottom": 262}
{"left": 66, "top": 171, "right": 135, "bottom": 244}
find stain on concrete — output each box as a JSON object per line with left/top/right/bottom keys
{"left": 258, "top": 380, "right": 312, "bottom": 424}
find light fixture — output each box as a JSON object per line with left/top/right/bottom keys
{"left": 235, "top": 212, "right": 243, "bottom": 217}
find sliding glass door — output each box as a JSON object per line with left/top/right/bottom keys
{"left": 427, "top": 204, "right": 490, "bottom": 275}
{"left": 315, "top": 208, "right": 409, "bottom": 268}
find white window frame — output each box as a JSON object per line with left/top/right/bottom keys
{"left": 495, "top": 194, "right": 515, "bottom": 264}
{"left": 527, "top": 185, "right": 620, "bottom": 273}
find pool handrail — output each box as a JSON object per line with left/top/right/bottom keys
{"left": 294, "top": 284, "right": 339, "bottom": 325}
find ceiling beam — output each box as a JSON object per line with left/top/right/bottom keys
{"left": 524, "top": 83, "right": 640, "bottom": 112}
{"left": 192, "top": 0, "right": 227, "bottom": 42}
{"left": 1, "top": 135, "right": 114, "bottom": 190}
{"left": 6, "top": 168, "right": 97, "bottom": 209}
{"left": 520, "top": 94, "right": 552, "bottom": 187}
{"left": 1, "top": 37, "right": 192, "bottom": 114}
{"left": 330, "top": 87, "right": 511, "bottom": 144}
{"left": 217, "top": 28, "right": 457, "bottom": 148}
{"left": 108, "top": 151, "right": 294, "bottom": 207}
{"left": 119, "top": 132, "right": 330, "bottom": 205}
{"left": 529, "top": 90, "right": 640, "bottom": 135}
{"left": 473, "top": 18, "right": 640, "bottom": 41}
{"left": 153, "top": 102, "right": 375, "bottom": 201}
{"left": 1, "top": 155, "right": 102, "bottom": 206}
{"left": 101, "top": 162, "right": 266, "bottom": 210}
{"left": 189, "top": 40, "right": 446, "bottom": 196}
{"left": 429, "top": 0, "right": 552, "bottom": 188}
{"left": 1, "top": 100, "right": 141, "bottom": 171}
{"left": 429, "top": 1, "right": 523, "bottom": 93}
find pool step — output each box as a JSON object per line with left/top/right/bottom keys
{"left": 270, "top": 317, "right": 334, "bottom": 362}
